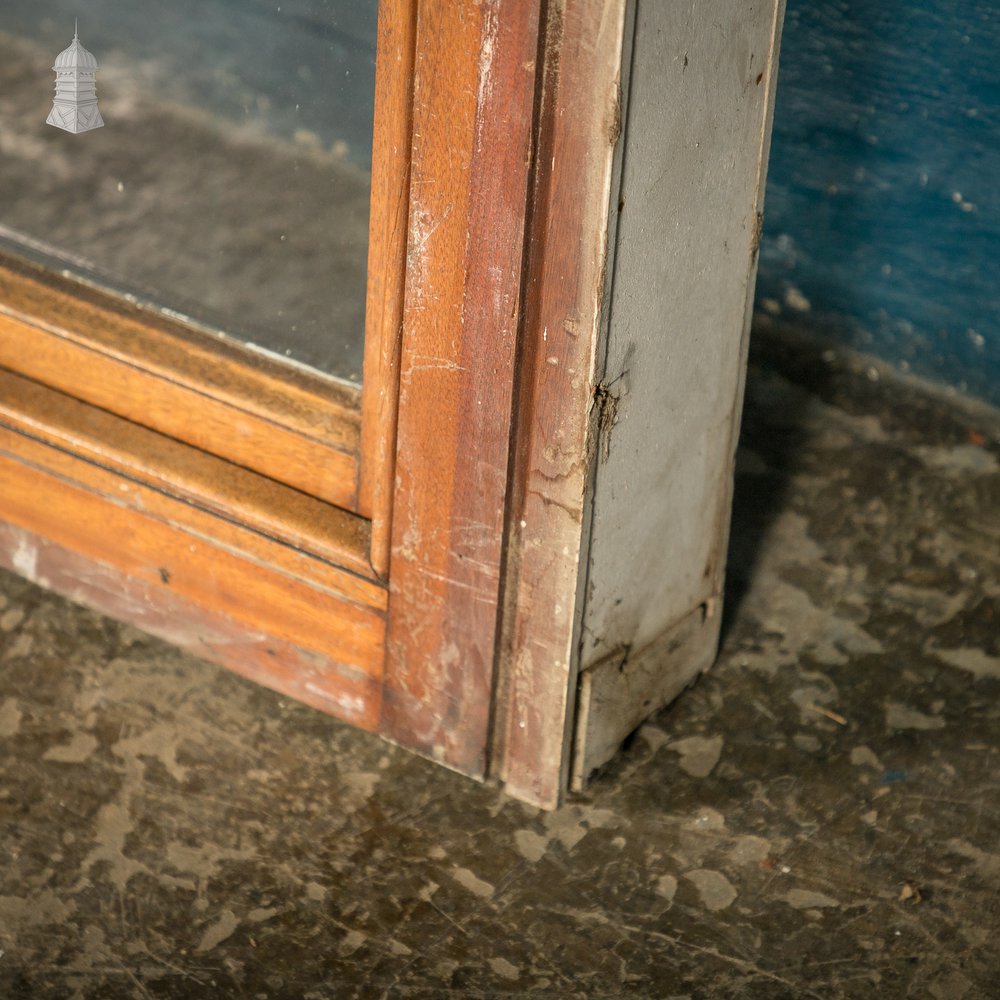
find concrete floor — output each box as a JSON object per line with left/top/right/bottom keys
{"left": 1, "top": 329, "right": 999, "bottom": 999}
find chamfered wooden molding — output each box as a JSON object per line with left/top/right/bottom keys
{"left": 382, "top": 0, "right": 542, "bottom": 776}
{"left": 0, "top": 253, "right": 362, "bottom": 511}
{"left": 360, "top": 0, "right": 418, "bottom": 574}
{"left": 0, "top": 414, "right": 386, "bottom": 728}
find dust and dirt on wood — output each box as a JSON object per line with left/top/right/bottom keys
{"left": 591, "top": 370, "right": 627, "bottom": 464}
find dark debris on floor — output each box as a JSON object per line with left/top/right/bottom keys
{"left": 1, "top": 328, "right": 999, "bottom": 999}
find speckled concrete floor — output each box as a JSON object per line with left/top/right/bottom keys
{"left": 1, "top": 330, "right": 999, "bottom": 999}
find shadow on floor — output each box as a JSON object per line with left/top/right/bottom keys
{"left": 1, "top": 329, "right": 999, "bottom": 999}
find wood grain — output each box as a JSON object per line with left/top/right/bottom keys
{"left": 492, "top": 0, "right": 629, "bottom": 808}
{"left": 0, "top": 523, "right": 380, "bottom": 731}
{"left": 0, "top": 254, "right": 361, "bottom": 511}
{"left": 0, "top": 369, "right": 377, "bottom": 584}
{"left": 0, "top": 421, "right": 384, "bottom": 613}
{"left": 359, "top": 0, "right": 418, "bottom": 575}
{"left": 381, "top": 0, "right": 541, "bottom": 775}
{"left": 0, "top": 437, "right": 385, "bottom": 672}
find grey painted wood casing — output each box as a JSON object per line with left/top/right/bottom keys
{"left": 572, "top": 0, "right": 786, "bottom": 787}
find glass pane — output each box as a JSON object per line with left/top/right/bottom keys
{"left": 0, "top": 0, "right": 378, "bottom": 382}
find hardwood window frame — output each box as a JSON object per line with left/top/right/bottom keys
{"left": 0, "top": 252, "right": 365, "bottom": 512}
{"left": 0, "top": 0, "right": 785, "bottom": 808}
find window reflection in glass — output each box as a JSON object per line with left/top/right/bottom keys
{"left": 0, "top": 0, "right": 378, "bottom": 382}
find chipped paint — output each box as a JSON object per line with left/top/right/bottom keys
{"left": 0, "top": 333, "right": 998, "bottom": 994}
{"left": 10, "top": 534, "right": 37, "bottom": 580}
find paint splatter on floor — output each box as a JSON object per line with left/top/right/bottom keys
{"left": 1, "top": 330, "right": 999, "bottom": 998}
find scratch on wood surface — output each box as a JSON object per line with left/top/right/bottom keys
{"left": 451, "top": 517, "right": 503, "bottom": 554}
{"left": 405, "top": 355, "right": 469, "bottom": 375}
{"left": 406, "top": 205, "right": 453, "bottom": 294}
{"left": 11, "top": 534, "right": 38, "bottom": 579}
{"left": 418, "top": 568, "right": 497, "bottom": 603}
{"left": 475, "top": 3, "right": 499, "bottom": 146}
{"left": 302, "top": 682, "right": 367, "bottom": 721}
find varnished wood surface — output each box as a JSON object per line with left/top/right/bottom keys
{"left": 0, "top": 253, "right": 362, "bottom": 511}
{"left": 382, "top": 0, "right": 542, "bottom": 775}
{"left": 0, "top": 522, "right": 381, "bottom": 731}
{"left": 359, "top": 0, "right": 418, "bottom": 575}
{"left": 0, "top": 368, "right": 378, "bottom": 586}
{"left": 0, "top": 427, "right": 386, "bottom": 669}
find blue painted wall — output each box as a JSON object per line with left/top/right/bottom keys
{"left": 757, "top": 1, "right": 1000, "bottom": 406}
